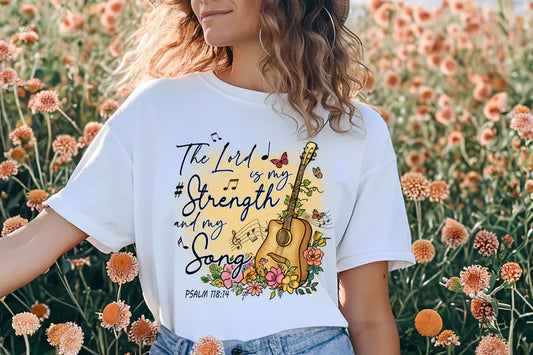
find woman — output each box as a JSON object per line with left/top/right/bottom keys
{"left": 0, "top": 0, "right": 416, "bottom": 354}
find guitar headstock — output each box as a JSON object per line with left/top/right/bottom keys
{"left": 300, "top": 141, "right": 318, "bottom": 165}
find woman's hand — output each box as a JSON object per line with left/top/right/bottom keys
{"left": 338, "top": 261, "right": 401, "bottom": 355}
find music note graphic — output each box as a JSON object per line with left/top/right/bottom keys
{"left": 210, "top": 132, "right": 222, "bottom": 142}
{"left": 302, "top": 210, "right": 333, "bottom": 229}
{"left": 231, "top": 230, "right": 242, "bottom": 250}
{"left": 222, "top": 178, "right": 239, "bottom": 190}
{"left": 229, "top": 219, "right": 267, "bottom": 251}
{"left": 261, "top": 141, "right": 271, "bottom": 160}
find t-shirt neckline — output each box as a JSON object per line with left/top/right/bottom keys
{"left": 198, "top": 70, "right": 287, "bottom": 104}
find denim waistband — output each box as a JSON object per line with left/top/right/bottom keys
{"left": 153, "top": 323, "right": 350, "bottom": 355}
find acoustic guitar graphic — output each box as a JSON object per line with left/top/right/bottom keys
{"left": 255, "top": 142, "right": 318, "bottom": 283}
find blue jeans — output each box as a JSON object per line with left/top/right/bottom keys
{"left": 149, "top": 324, "right": 355, "bottom": 354}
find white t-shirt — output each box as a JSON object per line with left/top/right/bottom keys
{"left": 42, "top": 70, "right": 416, "bottom": 342}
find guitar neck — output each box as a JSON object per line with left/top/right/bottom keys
{"left": 283, "top": 162, "right": 307, "bottom": 229}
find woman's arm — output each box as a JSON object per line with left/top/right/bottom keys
{"left": 338, "top": 261, "right": 401, "bottom": 355}
{"left": 0, "top": 206, "right": 89, "bottom": 298}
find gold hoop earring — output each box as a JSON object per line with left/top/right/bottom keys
{"left": 259, "top": 24, "right": 271, "bottom": 57}
{"left": 322, "top": 6, "right": 336, "bottom": 50}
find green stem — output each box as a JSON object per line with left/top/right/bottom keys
{"left": 32, "top": 141, "right": 45, "bottom": 188}
{"left": 44, "top": 112, "right": 52, "bottom": 169}
{"left": 415, "top": 200, "right": 423, "bottom": 239}
{"left": 509, "top": 286, "right": 515, "bottom": 355}
{"left": 0, "top": 198, "right": 7, "bottom": 220}
{"left": 53, "top": 261, "right": 102, "bottom": 355}
{"left": 23, "top": 334, "right": 30, "bottom": 355}
{"left": 20, "top": 163, "right": 42, "bottom": 190}
{"left": 12, "top": 83, "right": 26, "bottom": 125}
{"left": 0, "top": 299, "right": 15, "bottom": 316}
{"left": 57, "top": 108, "right": 82, "bottom": 135}
{"left": 117, "top": 284, "right": 122, "bottom": 302}
{"left": 114, "top": 328, "right": 120, "bottom": 355}
{"left": 426, "top": 336, "right": 430, "bottom": 355}
{"left": 10, "top": 176, "right": 30, "bottom": 191}
{"left": 0, "top": 89, "right": 13, "bottom": 136}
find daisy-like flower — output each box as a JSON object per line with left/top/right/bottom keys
{"left": 30, "top": 89, "right": 59, "bottom": 114}
{"left": 499, "top": 262, "right": 522, "bottom": 284}
{"left": 70, "top": 257, "right": 91, "bottom": 270}
{"left": 400, "top": 172, "right": 429, "bottom": 201}
{"left": 441, "top": 218, "right": 469, "bottom": 248}
{"left": 460, "top": 264, "right": 491, "bottom": 297}
{"left": 0, "top": 40, "right": 22, "bottom": 61}
{"left": 1, "top": 215, "right": 28, "bottom": 237}
{"left": 12, "top": 312, "right": 40, "bottom": 336}
{"left": 52, "top": 134, "right": 79, "bottom": 161}
{"left": 128, "top": 314, "right": 159, "bottom": 346}
{"left": 471, "top": 297, "right": 494, "bottom": 321}
{"left": 99, "top": 99, "right": 119, "bottom": 118}
{"left": 501, "top": 234, "right": 514, "bottom": 248}
{"left": 46, "top": 322, "right": 71, "bottom": 346}
{"left": 191, "top": 335, "right": 225, "bottom": 355}
{"left": 26, "top": 189, "right": 50, "bottom": 212}
{"left": 475, "top": 333, "right": 509, "bottom": 355}
{"left": 411, "top": 239, "right": 434, "bottom": 263}
{"left": 428, "top": 180, "right": 449, "bottom": 202}
{"left": 414, "top": 309, "right": 443, "bottom": 337}
{"left": 77, "top": 122, "right": 103, "bottom": 148}
{"left": 0, "top": 159, "right": 18, "bottom": 181}
{"left": 4, "top": 146, "right": 26, "bottom": 160}
{"left": 447, "top": 130, "right": 464, "bottom": 146}
{"left": 10, "top": 31, "right": 39, "bottom": 46}
{"left": 30, "top": 301, "right": 50, "bottom": 321}
{"left": 245, "top": 281, "right": 263, "bottom": 296}
{"left": 106, "top": 251, "right": 139, "bottom": 284}
{"left": 9, "top": 124, "right": 35, "bottom": 147}
{"left": 444, "top": 276, "right": 462, "bottom": 292}
{"left": 473, "top": 229, "right": 499, "bottom": 257}
{"left": 24, "top": 77, "right": 44, "bottom": 93}
{"left": 0, "top": 68, "right": 18, "bottom": 89}
{"left": 510, "top": 104, "right": 533, "bottom": 141}
{"left": 434, "top": 329, "right": 460, "bottom": 347}
{"left": 97, "top": 300, "right": 131, "bottom": 331}
{"left": 58, "top": 322, "right": 84, "bottom": 355}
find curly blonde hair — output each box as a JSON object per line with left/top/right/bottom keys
{"left": 111, "top": 0, "right": 371, "bottom": 139}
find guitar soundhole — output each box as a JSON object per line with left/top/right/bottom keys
{"left": 276, "top": 229, "right": 292, "bottom": 247}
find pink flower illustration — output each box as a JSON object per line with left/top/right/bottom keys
{"left": 246, "top": 281, "right": 263, "bottom": 296}
{"left": 304, "top": 247, "right": 324, "bottom": 266}
{"left": 265, "top": 267, "right": 284, "bottom": 287}
{"left": 220, "top": 265, "right": 243, "bottom": 289}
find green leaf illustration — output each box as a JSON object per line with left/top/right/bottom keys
{"left": 201, "top": 276, "right": 210, "bottom": 283}
{"left": 209, "top": 264, "right": 221, "bottom": 274}
{"left": 297, "top": 209, "right": 305, "bottom": 217}
{"left": 303, "top": 179, "right": 311, "bottom": 186}
{"left": 295, "top": 201, "right": 302, "bottom": 208}
{"left": 270, "top": 291, "right": 276, "bottom": 300}
{"left": 306, "top": 191, "right": 313, "bottom": 197}
{"left": 284, "top": 195, "right": 290, "bottom": 205}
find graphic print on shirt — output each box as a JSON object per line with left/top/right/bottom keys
{"left": 173, "top": 134, "right": 333, "bottom": 300}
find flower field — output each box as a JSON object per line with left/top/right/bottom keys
{"left": 0, "top": 0, "right": 532, "bottom": 354}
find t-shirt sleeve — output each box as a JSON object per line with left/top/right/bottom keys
{"left": 42, "top": 120, "right": 135, "bottom": 254}
{"left": 336, "top": 105, "right": 416, "bottom": 273}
